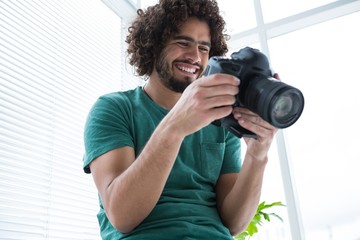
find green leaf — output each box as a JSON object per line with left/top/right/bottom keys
{"left": 257, "top": 201, "right": 266, "bottom": 211}
{"left": 268, "top": 201, "right": 286, "bottom": 209}
{"left": 233, "top": 201, "right": 286, "bottom": 239}
{"left": 262, "top": 212, "right": 270, "bottom": 222}
{"left": 268, "top": 213, "right": 284, "bottom": 222}
{"left": 234, "top": 232, "right": 249, "bottom": 240}
{"left": 252, "top": 213, "right": 262, "bottom": 225}
{"left": 247, "top": 221, "right": 259, "bottom": 236}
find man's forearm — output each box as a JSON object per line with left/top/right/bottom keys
{"left": 104, "top": 117, "right": 185, "bottom": 233}
{"left": 219, "top": 155, "right": 267, "bottom": 235}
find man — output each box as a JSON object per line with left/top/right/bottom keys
{"left": 83, "top": 0, "right": 278, "bottom": 239}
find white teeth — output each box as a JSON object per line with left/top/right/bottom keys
{"left": 178, "top": 66, "right": 195, "bottom": 73}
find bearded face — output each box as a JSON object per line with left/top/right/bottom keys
{"left": 153, "top": 18, "right": 211, "bottom": 93}
{"left": 155, "top": 51, "right": 202, "bottom": 93}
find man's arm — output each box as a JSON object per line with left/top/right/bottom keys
{"left": 89, "top": 74, "right": 241, "bottom": 233}
{"left": 216, "top": 108, "right": 277, "bottom": 236}
{"left": 90, "top": 118, "right": 184, "bottom": 233}
{"left": 216, "top": 158, "right": 267, "bottom": 235}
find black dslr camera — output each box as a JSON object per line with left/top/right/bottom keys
{"left": 204, "top": 47, "right": 304, "bottom": 138}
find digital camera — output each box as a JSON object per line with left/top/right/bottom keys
{"left": 204, "top": 47, "right": 304, "bottom": 138}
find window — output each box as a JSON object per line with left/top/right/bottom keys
{"left": 261, "top": 0, "right": 337, "bottom": 22}
{"left": 224, "top": 1, "right": 360, "bottom": 239}
{"left": 268, "top": 10, "right": 360, "bottom": 239}
{"left": 0, "top": 0, "right": 124, "bottom": 238}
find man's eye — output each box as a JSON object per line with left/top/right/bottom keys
{"left": 199, "top": 46, "right": 210, "bottom": 53}
{"left": 177, "top": 41, "right": 189, "bottom": 47}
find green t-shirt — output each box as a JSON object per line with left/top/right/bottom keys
{"left": 83, "top": 86, "right": 241, "bottom": 239}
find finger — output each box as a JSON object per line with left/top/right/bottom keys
{"left": 233, "top": 107, "right": 257, "bottom": 117}
{"left": 233, "top": 109, "right": 276, "bottom": 134}
{"left": 203, "top": 95, "right": 237, "bottom": 109}
{"left": 235, "top": 112, "right": 272, "bottom": 130}
{"left": 210, "top": 105, "right": 234, "bottom": 120}
{"left": 201, "top": 84, "right": 239, "bottom": 99}
{"left": 198, "top": 73, "right": 240, "bottom": 87}
{"left": 273, "top": 73, "right": 281, "bottom": 81}
{"left": 241, "top": 119, "right": 277, "bottom": 144}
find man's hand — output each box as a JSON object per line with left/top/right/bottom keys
{"left": 166, "top": 73, "right": 240, "bottom": 137}
{"left": 232, "top": 73, "right": 281, "bottom": 161}
{"left": 233, "top": 107, "right": 277, "bottom": 161}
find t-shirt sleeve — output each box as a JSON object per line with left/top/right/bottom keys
{"left": 220, "top": 132, "right": 242, "bottom": 174}
{"left": 82, "top": 94, "right": 134, "bottom": 173}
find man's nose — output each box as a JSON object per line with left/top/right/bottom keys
{"left": 184, "top": 45, "right": 201, "bottom": 64}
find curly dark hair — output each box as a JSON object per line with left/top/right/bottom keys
{"left": 126, "top": 0, "right": 229, "bottom": 77}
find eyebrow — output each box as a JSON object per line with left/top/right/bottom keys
{"left": 174, "top": 35, "right": 211, "bottom": 48}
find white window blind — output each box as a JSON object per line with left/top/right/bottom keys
{"left": 0, "top": 0, "right": 124, "bottom": 239}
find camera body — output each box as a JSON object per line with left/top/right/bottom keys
{"left": 204, "top": 47, "right": 304, "bottom": 138}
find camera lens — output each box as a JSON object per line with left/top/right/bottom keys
{"left": 270, "top": 89, "right": 304, "bottom": 127}
{"left": 273, "top": 95, "right": 293, "bottom": 118}
{"left": 242, "top": 76, "right": 304, "bottom": 129}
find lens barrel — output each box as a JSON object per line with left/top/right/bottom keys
{"left": 242, "top": 76, "right": 304, "bottom": 129}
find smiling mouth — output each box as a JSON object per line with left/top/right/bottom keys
{"left": 178, "top": 65, "right": 196, "bottom": 73}
{"left": 174, "top": 63, "right": 200, "bottom": 76}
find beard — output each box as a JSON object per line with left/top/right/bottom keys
{"left": 155, "top": 52, "right": 202, "bottom": 93}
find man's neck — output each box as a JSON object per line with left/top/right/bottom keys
{"left": 143, "top": 75, "right": 181, "bottom": 110}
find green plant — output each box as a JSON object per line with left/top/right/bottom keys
{"left": 234, "top": 201, "right": 286, "bottom": 240}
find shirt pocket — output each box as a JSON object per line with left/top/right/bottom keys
{"left": 200, "top": 142, "right": 225, "bottom": 184}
